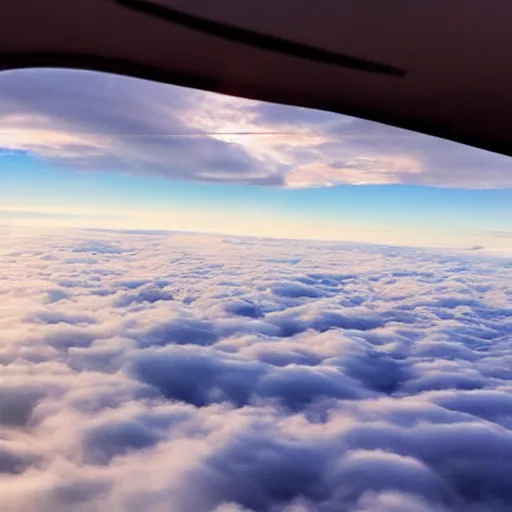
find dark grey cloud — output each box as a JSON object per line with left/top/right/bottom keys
{"left": 0, "top": 228, "right": 511, "bottom": 511}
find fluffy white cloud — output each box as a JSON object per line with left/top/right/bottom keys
{"left": 0, "top": 227, "right": 511, "bottom": 511}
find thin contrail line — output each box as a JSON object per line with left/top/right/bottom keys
{"left": 0, "top": 130, "right": 299, "bottom": 137}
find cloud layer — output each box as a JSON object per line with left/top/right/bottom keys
{"left": 1, "top": 69, "right": 511, "bottom": 188}
{"left": 0, "top": 227, "right": 511, "bottom": 511}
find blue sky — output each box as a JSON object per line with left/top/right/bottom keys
{"left": 1, "top": 69, "right": 511, "bottom": 250}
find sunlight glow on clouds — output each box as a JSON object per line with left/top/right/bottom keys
{"left": 1, "top": 68, "right": 511, "bottom": 188}
{"left": 286, "top": 156, "right": 422, "bottom": 188}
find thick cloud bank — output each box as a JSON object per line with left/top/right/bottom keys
{"left": 0, "top": 227, "right": 511, "bottom": 511}
{"left": 2, "top": 69, "right": 511, "bottom": 188}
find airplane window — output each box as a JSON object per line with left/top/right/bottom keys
{"left": 0, "top": 68, "right": 511, "bottom": 511}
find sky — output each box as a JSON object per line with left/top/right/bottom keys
{"left": 1, "top": 67, "right": 512, "bottom": 512}
{"left": 0, "top": 68, "right": 511, "bottom": 250}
